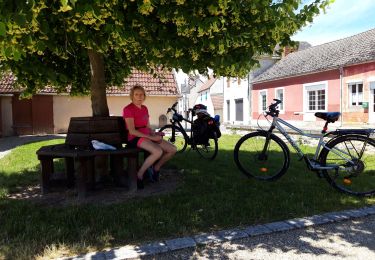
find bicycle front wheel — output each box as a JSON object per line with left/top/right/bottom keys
{"left": 234, "top": 131, "right": 290, "bottom": 181}
{"left": 319, "top": 134, "right": 375, "bottom": 197}
{"left": 195, "top": 134, "right": 218, "bottom": 160}
{"left": 159, "top": 125, "right": 188, "bottom": 153}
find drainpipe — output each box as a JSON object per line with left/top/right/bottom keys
{"left": 248, "top": 73, "right": 251, "bottom": 126}
{"left": 339, "top": 66, "right": 343, "bottom": 127}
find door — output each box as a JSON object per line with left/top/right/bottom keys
{"left": 12, "top": 94, "right": 54, "bottom": 135}
{"left": 12, "top": 94, "right": 33, "bottom": 135}
{"left": 32, "top": 95, "right": 54, "bottom": 134}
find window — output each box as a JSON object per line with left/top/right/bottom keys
{"left": 259, "top": 90, "right": 267, "bottom": 111}
{"left": 205, "top": 92, "right": 208, "bottom": 100}
{"left": 235, "top": 99, "right": 243, "bottom": 121}
{"left": 304, "top": 82, "right": 327, "bottom": 112}
{"left": 226, "top": 100, "right": 230, "bottom": 121}
{"left": 275, "top": 88, "right": 284, "bottom": 111}
{"left": 349, "top": 82, "right": 363, "bottom": 106}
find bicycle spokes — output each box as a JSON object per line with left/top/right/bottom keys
{"left": 321, "top": 136, "right": 375, "bottom": 196}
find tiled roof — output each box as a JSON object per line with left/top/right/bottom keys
{"left": 108, "top": 69, "right": 179, "bottom": 96}
{"left": 0, "top": 69, "right": 179, "bottom": 96}
{"left": 254, "top": 28, "right": 375, "bottom": 83}
{"left": 211, "top": 94, "right": 223, "bottom": 109}
{"left": 0, "top": 73, "right": 16, "bottom": 93}
{"left": 198, "top": 77, "right": 216, "bottom": 93}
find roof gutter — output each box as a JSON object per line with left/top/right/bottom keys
{"left": 253, "top": 60, "right": 375, "bottom": 85}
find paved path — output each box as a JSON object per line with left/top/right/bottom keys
{"left": 65, "top": 207, "right": 375, "bottom": 260}
{"left": 1, "top": 135, "right": 375, "bottom": 260}
{"left": 147, "top": 214, "right": 375, "bottom": 260}
{"left": 0, "top": 134, "right": 65, "bottom": 159}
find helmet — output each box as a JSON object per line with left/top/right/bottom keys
{"left": 193, "top": 104, "right": 207, "bottom": 113}
{"left": 193, "top": 104, "right": 209, "bottom": 117}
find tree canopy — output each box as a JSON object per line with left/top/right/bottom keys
{"left": 0, "top": 0, "right": 332, "bottom": 116}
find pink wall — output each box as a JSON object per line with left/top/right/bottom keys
{"left": 252, "top": 69, "right": 340, "bottom": 120}
{"left": 342, "top": 61, "right": 375, "bottom": 123}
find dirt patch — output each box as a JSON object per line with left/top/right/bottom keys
{"left": 6, "top": 169, "right": 183, "bottom": 207}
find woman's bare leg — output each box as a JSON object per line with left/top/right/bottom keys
{"left": 137, "top": 140, "right": 163, "bottom": 179}
{"left": 153, "top": 140, "right": 177, "bottom": 172}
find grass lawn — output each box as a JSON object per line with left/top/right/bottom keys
{"left": 0, "top": 135, "right": 374, "bottom": 259}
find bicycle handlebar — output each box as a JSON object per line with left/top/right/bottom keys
{"left": 266, "top": 99, "right": 282, "bottom": 117}
{"left": 167, "top": 102, "right": 178, "bottom": 113}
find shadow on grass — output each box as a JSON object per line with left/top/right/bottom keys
{"left": 0, "top": 137, "right": 374, "bottom": 259}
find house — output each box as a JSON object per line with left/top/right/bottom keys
{"left": 174, "top": 71, "right": 224, "bottom": 118}
{"left": 222, "top": 42, "right": 311, "bottom": 127}
{"left": 194, "top": 76, "right": 224, "bottom": 119}
{"left": 252, "top": 28, "right": 375, "bottom": 128}
{"left": 0, "top": 70, "right": 180, "bottom": 137}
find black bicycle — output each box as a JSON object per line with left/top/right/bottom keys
{"left": 159, "top": 102, "right": 219, "bottom": 160}
{"left": 234, "top": 99, "right": 375, "bottom": 197}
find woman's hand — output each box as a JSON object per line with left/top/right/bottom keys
{"left": 149, "top": 134, "right": 163, "bottom": 143}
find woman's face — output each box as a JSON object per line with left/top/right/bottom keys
{"left": 132, "top": 89, "right": 145, "bottom": 105}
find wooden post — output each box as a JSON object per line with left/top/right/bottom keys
{"left": 39, "top": 156, "right": 54, "bottom": 194}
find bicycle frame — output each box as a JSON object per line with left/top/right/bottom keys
{"left": 267, "top": 116, "right": 366, "bottom": 171}
{"left": 170, "top": 115, "right": 193, "bottom": 144}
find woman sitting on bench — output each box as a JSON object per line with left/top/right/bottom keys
{"left": 123, "top": 85, "right": 177, "bottom": 190}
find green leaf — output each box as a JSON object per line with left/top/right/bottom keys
{"left": 13, "top": 48, "right": 22, "bottom": 61}
{"left": 0, "top": 22, "right": 6, "bottom": 36}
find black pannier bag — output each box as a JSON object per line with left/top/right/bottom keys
{"left": 192, "top": 104, "right": 221, "bottom": 144}
{"left": 192, "top": 116, "right": 210, "bottom": 145}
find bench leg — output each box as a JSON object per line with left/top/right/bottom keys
{"left": 111, "top": 154, "right": 126, "bottom": 187}
{"left": 127, "top": 154, "right": 138, "bottom": 191}
{"left": 39, "top": 157, "right": 54, "bottom": 194}
{"left": 65, "top": 157, "right": 75, "bottom": 188}
{"left": 76, "top": 157, "right": 93, "bottom": 199}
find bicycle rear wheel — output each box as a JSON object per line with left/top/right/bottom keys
{"left": 234, "top": 131, "right": 290, "bottom": 180}
{"left": 319, "top": 134, "right": 375, "bottom": 197}
{"left": 159, "top": 125, "right": 188, "bottom": 153}
{"left": 195, "top": 134, "right": 218, "bottom": 160}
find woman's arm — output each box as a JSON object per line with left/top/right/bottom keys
{"left": 125, "top": 117, "right": 161, "bottom": 142}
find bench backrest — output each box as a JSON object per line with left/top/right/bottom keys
{"left": 65, "top": 116, "right": 127, "bottom": 149}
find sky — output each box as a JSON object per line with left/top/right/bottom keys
{"left": 292, "top": 0, "right": 375, "bottom": 46}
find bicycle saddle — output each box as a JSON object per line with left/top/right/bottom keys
{"left": 314, "top": 112, "right": 341, "bottom": 123}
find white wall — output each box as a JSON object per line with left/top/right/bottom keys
{"left": 53, "top": 95, "right": 178, "bottom": 133}
{"left": 223, "top": 77, "right": 250, "bottom": 125}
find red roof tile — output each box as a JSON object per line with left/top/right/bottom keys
{"left": 0, "top": 73, "right": 16, "bottom": 93}
{"left": 211, "top": 94, "right": 224, "bottom": 109}
{"left": 0, "top": 69, "right": 179, "bottom": 96}
{"left": 108, "top": 69, "right": 179, "bottom": 96}
{"left": 198, "top": 77, "right": 216, "bottom": 93}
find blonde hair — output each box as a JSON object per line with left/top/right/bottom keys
{"left": 130, "top": 85, "right": 146, "bottom": 101}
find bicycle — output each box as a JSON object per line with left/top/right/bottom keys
{"left": 159, "top": 102, "right": 219, "bottom": 160}
{"left": 233, "top": 99, "right": 375, "bottom": 197}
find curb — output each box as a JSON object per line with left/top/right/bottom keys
{"left": 63, "top": 205, "right": 375, "bottom": 260}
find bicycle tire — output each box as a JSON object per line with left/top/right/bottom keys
{"left": 194, "top": 133, "right": 218, "bottom": 160}
{"left": 234, "top": 131, "right": 290, "bottom": 181}
{"left": 319, "top": 134, "right": 375, "bottom": 197}
{"left": 159, "top": 125, "right": 188, "bottom": 153}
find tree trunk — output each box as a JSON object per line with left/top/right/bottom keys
{"left": 88, "top": 49, "right": 109, "bottom": 117}
{"left": 87, "top": 50, "right": 110, "bottom": 179}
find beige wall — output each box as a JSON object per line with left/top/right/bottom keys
{"left": 53, "top": 95, "right": 178, "bottom": 133}
{"left": 1, "top": 96, "right": 14, "bottom": 136}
